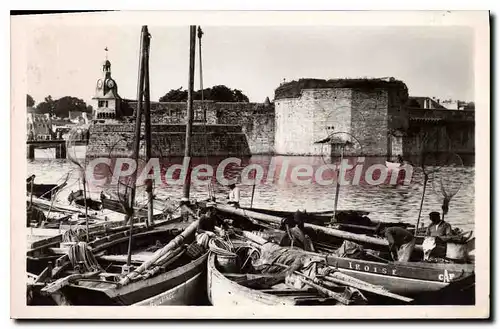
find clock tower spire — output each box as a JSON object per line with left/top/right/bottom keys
{"left": 93, "top": 48, "right": 122, "bottom": 122}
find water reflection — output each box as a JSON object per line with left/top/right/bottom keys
{"left": 27, "top": 150, "right": 475, "bottom": 231}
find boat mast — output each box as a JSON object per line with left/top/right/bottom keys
{"left": 143, "top": 28, "right": 153, "bottom": 227}
{"left": 126, "top": 26, "right": 147, "bottom": 268}
{"left": 182, "top": 26, "right": 197, "bottom": 199}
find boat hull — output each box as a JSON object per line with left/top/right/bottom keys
{"left": 133, "top": 272, "right": 205, "bottom": 306}
{"left": 325, "top": 254, "right": 474, "bottom": 297}
{"left": 207, "top": 253, "right": 295, "bottom": 306}
{"left": 59, "top": 252, "right": 208, "bottom": 305}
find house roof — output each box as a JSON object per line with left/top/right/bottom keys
{"left": 407, "top": 96, "right": 446, "bottom": 109}
{"left": 68, "top": 111, "right": 83, "bottom": 120}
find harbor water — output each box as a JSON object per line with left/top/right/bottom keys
{"left": 27, "top": 146, "right": 474, "bottom": 231}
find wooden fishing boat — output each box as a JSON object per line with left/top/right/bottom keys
{"left": 207, "top": 237, "right": 376, "bottom": 306}
{"left": 208, "top": 251, "right": 309, "bottom": 306}
{"left": 241, "top": 207, "right": 414, "bottom": 235}
{"left": 26, "top": 211, "right": 173, "bottom": 276}
{"left": 38, "top": 220, "right": 208, "bottom": 305}
{"left": 385, "top": 160, "right": 403, "bottom": 169}
{"left": 206, "top": 204, "right": 475, "bottom": 302}
{"left": 26, "top": 174, "right": 68, "bottom": 200}
{"left": 323, "top": 253, "right": 474, "bottom": 298}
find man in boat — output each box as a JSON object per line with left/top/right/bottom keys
{"left": 397, "top": 154, "right": 404, "bottom": 165}
{"left": 100, "top": 191, "right": 108, "bottom": 202}
{"left": 422, "top": 211, "right": 453, "bottom": 260}
{"left": 227, "top": 183, "right": 240, "bottom": 208}
{"left": 425, "top": 211, "right": 453, "bottom": 239}
{"left": 196, "top": 202, "right": 228, "bottom": 248}
{"left": 279, "top": 210, "right": 315, "bottom": 252}
{"left": 376, "top": 225, "right": 415, "bottom": 262}
{"left": 180, "top": 197, "right": 198, "bottom": 222}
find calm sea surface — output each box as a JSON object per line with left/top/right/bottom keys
{"left": 27, "top": 146, "right": 475, "bottom": 231}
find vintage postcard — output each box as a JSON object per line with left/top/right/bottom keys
{"left": 11, "top": 10, "right": 489, "bottom": 319}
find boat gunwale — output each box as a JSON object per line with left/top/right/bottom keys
{"left": 207, "top": 252, "right": 296, "bottom": 306}
{"left": 69, "top": 251, "right": 209, "bottom": 299}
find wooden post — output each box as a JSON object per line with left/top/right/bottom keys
{"left": 332, "top": 143, "right": 345, "bottom": 222}
{"left": 250, "top": 169, "right": 257, "bottom": 209}
{"left": 415, "top": 172, "right": 428, "bottom": 235}
{"left": 182, "top": 26, "right": 197, "bottom": 199}
{"left": 82, "top": 178, "right": 89, "bottom": 242}
{"left": 60, "top": 143, "right": 66, "bottom": 159}
{"left": 27, "top": 145, "right": 35, "bottom": 159}
{"left": 143, "top": 27, "right": 154, "bottom": 227}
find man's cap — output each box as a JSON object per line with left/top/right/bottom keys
{"left": 429, "top": 211, "right": 440, "bottom": 218}
{"left": 206, "top": 202, "right": 216, "bottom": 208}
{"left": 181, "top": 197, "right": 189, "bottom": 202}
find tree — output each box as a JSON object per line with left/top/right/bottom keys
{"left": 159, "top": 87, "right": 188, "bottom": 102}
{"left": 159, "top": 85, "right": 250, "bottom": 102}
{"left": 36, "top": 95, "right": 56, "bottom": 116}
{"left": 232, "top": 88, "right": 249, "bottom": 103}
{"left": 54, "top": 96, "right": 91, "bottom": 118}
{"left": 27, "top": 94, "right": 35, "bottom": 107}
{"left": 36, "top": 95, "right": 92, "bottom": 118}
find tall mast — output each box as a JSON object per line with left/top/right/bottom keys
{"left": 182, "top": 26, "right": 197, "bottom": 199}
{"left": 130, "top": 26, "right": 146, "bottom": 215}
{"left": 143, "top": 27, "right": 154, "bottom": 226}
{"left": 126, "top": 26, "right": 147, "bottom": 268}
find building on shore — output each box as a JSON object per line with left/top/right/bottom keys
{"left": 86, "top": 57, "right": 474, "bottom": 163}
{"left": 27, "top": 108, "right": 53, "bottom": 141}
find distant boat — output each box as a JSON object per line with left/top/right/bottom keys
{"left": 386, "top": 161, "right": 403, "bottom": 169}
{"left": 26, "top": 174, "right": 68, "bottom": 200}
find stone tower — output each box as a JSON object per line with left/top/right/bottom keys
{"left": 92, "top": 51, "right": 122, "bottom": 123}
{"left": 273, "top": 78, "right": 409, "bottom": 157}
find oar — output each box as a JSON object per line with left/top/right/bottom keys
{"left": 290, "top": 270, "right": 353, "bottom": 305}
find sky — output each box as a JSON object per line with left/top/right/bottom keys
{"left": 26, "top": 25, "right": 474, "bottom": 106}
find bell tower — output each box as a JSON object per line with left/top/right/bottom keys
{"left": 93, "top": 47, "right": 122, "bottom": 122}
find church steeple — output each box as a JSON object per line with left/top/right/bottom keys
{"left": 102, "top": 47, "right": 111, "bottom": 79}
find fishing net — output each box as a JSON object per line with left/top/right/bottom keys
{"left": 251, "top": 242, "right": 314, "bottom": 274}
{"left": 430, "top": 153, "right": 465, "bottom": 220}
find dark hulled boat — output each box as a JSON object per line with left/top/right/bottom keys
{"left": 37, "top": 221, "right": 208, "bottom": 305}
{"left": 205, "top": 203, "right": 475, "bottom": 304}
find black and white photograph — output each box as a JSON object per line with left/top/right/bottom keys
{"left": 10, "top": 10, "right": 489, "bottom": 319}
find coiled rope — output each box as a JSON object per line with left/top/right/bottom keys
{"left": 67, "top": 242, "right": 102, "bottom": 273}
{"left": 208, "top": 237, "right": 237, "bottom": 257}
